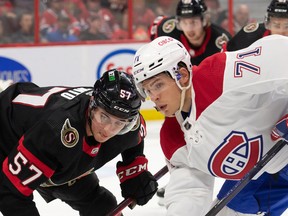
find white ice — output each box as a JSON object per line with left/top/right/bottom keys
{"left": 1, "top": 120, "right": 287, "bottom": 216}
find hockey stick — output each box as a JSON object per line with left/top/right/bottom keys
{"left": 106, "top": 165, "right": 169, "bottom": 216}
{"left": 205, "top": 139, "right": 288, "bottom": 216}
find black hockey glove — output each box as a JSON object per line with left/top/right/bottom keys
{"left": 116, "top": 156, "right": 158, "bottom": 205}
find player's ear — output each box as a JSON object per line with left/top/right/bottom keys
{"left": 178, "top": 67, "right": 190, "bottom": 87}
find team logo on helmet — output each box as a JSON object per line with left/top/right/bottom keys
{"left": 215, "top": 33, "right": 230, "bottom": 49}
{"left": 61, "top": 119, "right": 79, "bottom": 148}
{"left": 208, "top": 131, "right": 263, "bottom": 179}
{"left": 162, "top": 19, "right": 177, "bottom": 34}
{"left": 243, "top": 22, "right": 259, "bottom": 33}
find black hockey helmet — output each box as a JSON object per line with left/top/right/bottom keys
{"left": 92, "top": 69, "right": 141, "bottom": 120}
{"left": 266, "top": 0, "right": 288, "bottom": 22}
{"left": 176, "top": 0, "right": 207, "bottom": 18}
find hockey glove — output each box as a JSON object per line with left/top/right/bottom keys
{"left": 116, "top": 156, "right": 158, "bottom": 205}
{"left": 271, "top": 114, "right": 288, "bottom": 142}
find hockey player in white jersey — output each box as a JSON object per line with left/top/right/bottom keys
{"left": 132, "top": 35, "right": 288, "bottom": 215}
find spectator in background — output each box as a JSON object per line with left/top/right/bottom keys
{"left": 11, "top": 0, "right": 34, "bottom": 14}
{"left": 108, "top": 0, "right": 127, "bottom": 29}
{"left": 84, "top": 0, "right": 122, "bottom": 39}
{"left": 234, "top": 4, "right": 256, "bottom": 33}
{"left": 79, "top": 14, "right": 108, "bottom": 41}
{"left": 0, "top": 1, "right": 17, "bottom": 35}
{"left": 218, "top": 4, "right": 255, "bottom": 34}
{"left": 63, "top": 0, "right": 89, "bottom": 32}
{"left": 11, "top": 11, "right": 34, "bottom": 43}
{"left": 131, "top": 0, "right": 156, "bottom": 40}
{"left": 44, "top": 14, "right": 79, "bottom": 42}
{"left": 107, "top": 0, "right": 129, "bottom": 39}
{"left": 204, "top": 0, "right": 222, "bottom": 24}
{"left": 149, "top": 0, "right": 178, "bottom": 17}
{"left": 40, "top": 0, "right": 80, "bottom": 38}
{"left": 0, "top": 17, "right": 11, "bottom": 44}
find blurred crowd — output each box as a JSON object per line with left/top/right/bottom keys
{"left": 0, "top": 0, "right": 261, "bottom": 44}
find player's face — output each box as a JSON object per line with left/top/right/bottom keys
{"left": 89, "top": 107, "right": 128, "bottom": 142}
{"left": 267, "top": 17, "right": 288, "bottom": 36}
{"left": 142, "top": 73, "right": 182, "bottom": 117}
{"left": 178, "top": 16, "right": 205, "bottom": 44}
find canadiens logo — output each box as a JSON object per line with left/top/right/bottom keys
{"left": 208, "top": 131, "right": 263, "bottom": 179}
{"left": 61, "top": 119, "right": 79, "bottom": 148}
{"left": 162, "top": 19, "right": 177, "bottom": 33}
{"left": 244, "top": 22, "right": 259, "bottom": 33}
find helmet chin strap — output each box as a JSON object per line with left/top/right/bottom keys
{"left": 174, "top": 73, "right": 192, "bottom": 116}
{"left": 174, "top": 87, "right": 188, "bottom": 116}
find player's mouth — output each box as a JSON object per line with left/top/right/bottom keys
{"left": 99, "top": 131, "right": 109, "bottom": 139}
{"left": 158, "top": 105, "right": 167, "bottom": 112}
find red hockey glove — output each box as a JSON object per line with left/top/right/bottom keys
{"left": 116, "top": 156, "right": 158, "bottom": 205}
{"left": 271, "top": 114, "right": 288, "bottom": 142}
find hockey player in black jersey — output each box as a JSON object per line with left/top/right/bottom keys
{"left": 149, "top": 0, "right": 231, "bottom": 66}
{"left": 226, "top": 0, "right": 288, "bottom": 51}
{"left": 0, "top": 69, "right": 158, "bottom": 216}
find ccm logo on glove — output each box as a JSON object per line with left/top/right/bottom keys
{"left": 116, "top": 156, "right": 158, "bottom": 206}
{"left": 117, "top": 156, "right": 148, "bottom": 183}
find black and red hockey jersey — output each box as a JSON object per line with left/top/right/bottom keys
{"left": 0, "top": 82, "right": 146, "bottom": 198}
{"left": 226, "top": 23, "right": 270, "bottom": 51}
{"left": 149, "top": 15, "right": 231, "bottom": 65}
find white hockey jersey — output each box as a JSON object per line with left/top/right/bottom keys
{"left": 175, "top": 34, "right": 288, "bottom": 180}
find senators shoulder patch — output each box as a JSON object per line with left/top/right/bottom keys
{"left": 243, "top": 22, "right": 259, "bottom": 33}
{"left": 61, "top": 119, "right": 79, "bottom": 148}
{"left": 162, "top": 19, "right": 177, "bottom": 34}
{"left": 215, "top": 33, "right": 230, "bottom": 49}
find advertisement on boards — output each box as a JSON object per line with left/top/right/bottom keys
{"left": 0, "top": 43, "right": 163, "bottom": 119}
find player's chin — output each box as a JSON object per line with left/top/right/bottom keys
{"left": 94, "top": 133, "right": 111, "bottom": 143}
{"left": 162, "top": 109, "right": 174, "bottom": 117}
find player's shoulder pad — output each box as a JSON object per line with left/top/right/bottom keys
{"left": 243, "top": 22, "right": 261, "bottom": 33}
{"left": 210, "top": 24, "right": 231, "bottom": 49}
{"left": 150, "top": 16, "right": 178, "bottom": 40}
{"left": 215, "top": 33, "right": 230, "bottom": 49}
{"left": 160, "top": 16, "right": 178, "bottom": 34}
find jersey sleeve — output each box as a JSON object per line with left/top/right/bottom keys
{"left": 149, "top": 16, "right": 180, "bottom": 41}
{"left": 1, "top": 121, "right": 59, "bottom": 198}
{"left": 0, "top": 120, "right": 60, "bottom": 215}
{"left": 226, "top": 23, "right": 267, "bottom": 51}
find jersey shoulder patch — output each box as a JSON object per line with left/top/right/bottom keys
{"left": 61, "top": 118, "right": 79, "bottom": 148}
{"left": 215, "top": 33, "right": 230, "bottom": 49}
{"left": 162, "top": 18, "right": 177, "bottom": 34}
{"left": 243, "top": 22, "right": 259, "bottom": 33}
